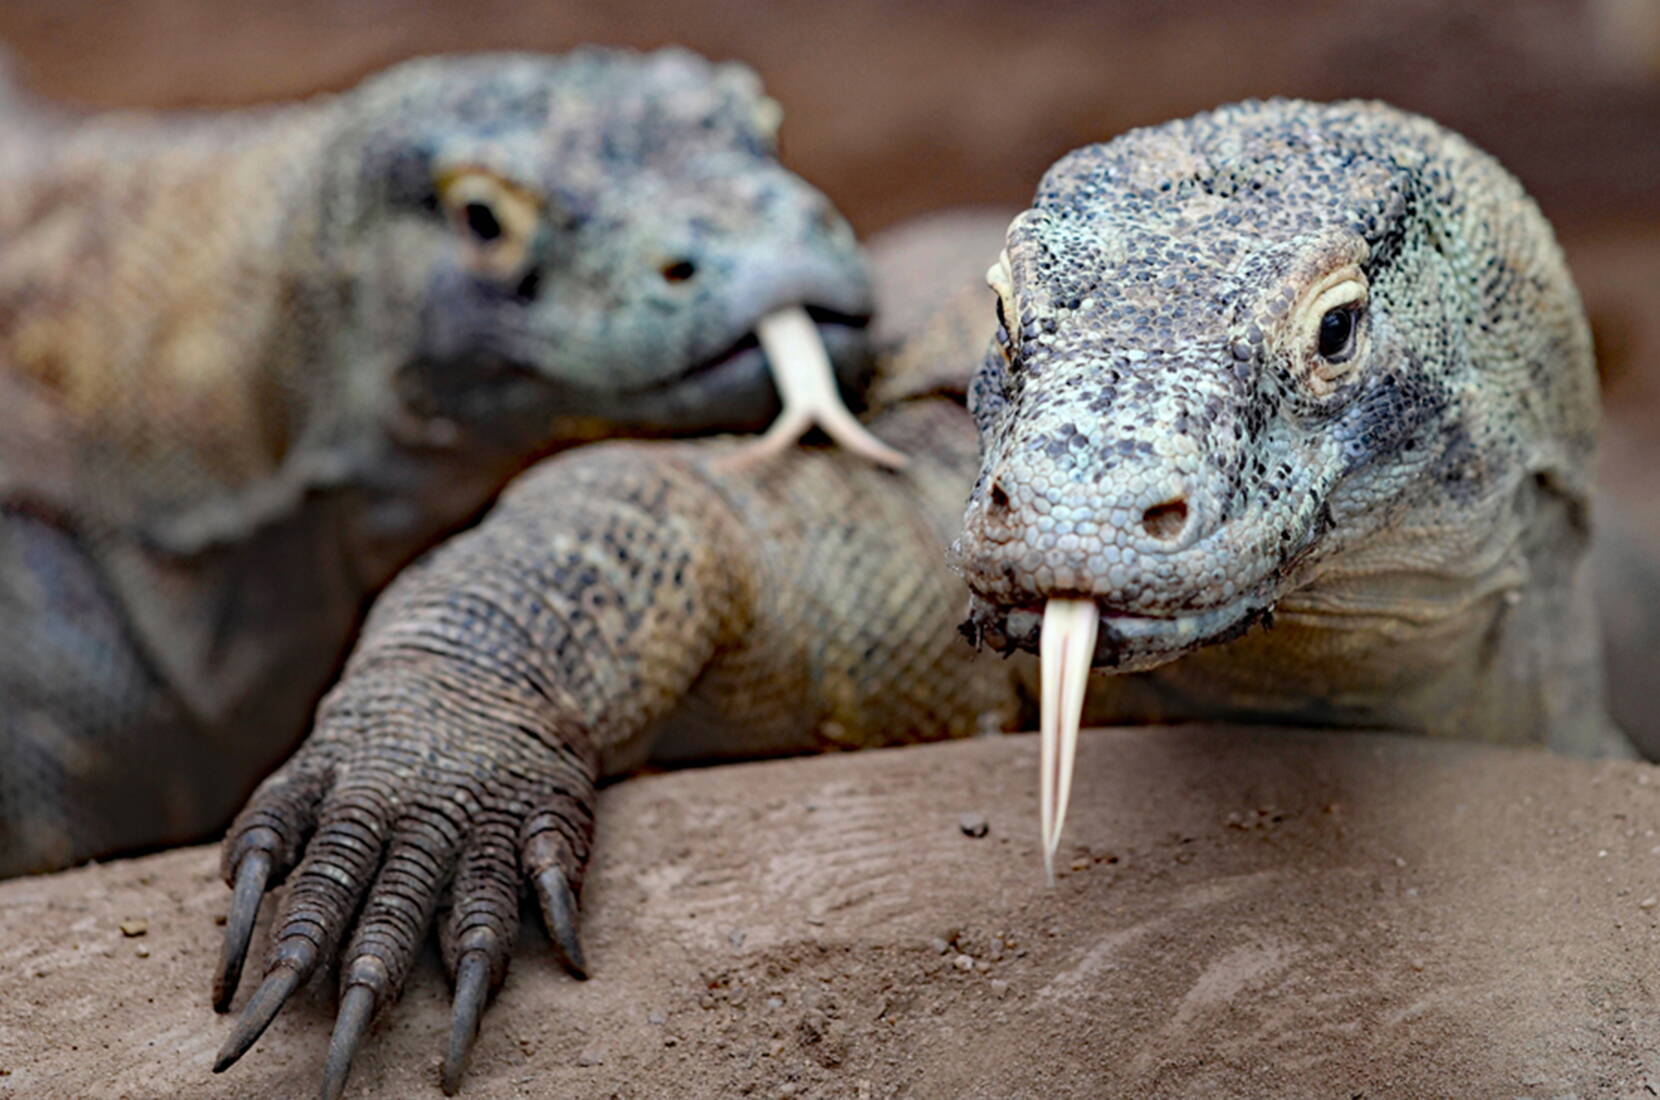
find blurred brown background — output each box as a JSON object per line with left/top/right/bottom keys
{"left": 3, "top": 0, "right": 1657, "bottom": 514}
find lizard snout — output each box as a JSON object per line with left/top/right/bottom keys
{"left": 957, "top": 447, "right": 1220, "bottom": 609}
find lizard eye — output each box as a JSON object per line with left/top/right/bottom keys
{"left": 1317, "top": 305, "right": 1359, "bottom": 363}
{"left": 1299, "top": 268, "right": 1368, "bottom": 394}
{"left": 462, "top": 200, "right": 503, "bottom": 243}
{"left": 987, "top": 250, "right": 1019, "bottom": 367}
{"left": 437, "top": 169, "right": 541, "bottom": 281}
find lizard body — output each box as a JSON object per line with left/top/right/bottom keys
{"left": 207, "top": 100, "right": 1626, "bottom": 1095}
{"left": 0, "top": 49, "right": 873, "bottom": 875}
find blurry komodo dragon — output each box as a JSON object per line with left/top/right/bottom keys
{"left": 208, "top": 100, "right": 1637, "bottom": 1098}
{"left": 0, "top": 49, "right": 880, "bottom": 875}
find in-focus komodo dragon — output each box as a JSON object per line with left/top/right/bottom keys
{"left": 0, "top": 49, "right": 882, "bottom": 876}
{"left": 205, "top": 99, "right": 1627, "bottom": 1097}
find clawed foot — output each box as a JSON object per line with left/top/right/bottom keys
{"left": 209, "top": 718, "right": 598, "bottom": 1097}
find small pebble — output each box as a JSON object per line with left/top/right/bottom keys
{"left": 958, "top": 813, "right": 989, "bottom": 838}
{"left": 134, "top": 945, "right": 150, "bottom": 959}
{"left": 952, "top": 954, "right": 975, "bottom": 972}
{"left": 1640, "top": 896, "right": 1657, "bottom": 910}
{"left": 119, "top": 919, "right": 148, "bottom": 938}
{"left": 576, "top": 1050, "right": 605, "bottom": 1067}
{"left": 927, "top": 937, "right": 950, "bottom": 955}
{"left": 989, "top": 979, "right": 1010, "bottom": 998}
{"left": 664, "top": 1035, "right": 679, "bottom": 1048}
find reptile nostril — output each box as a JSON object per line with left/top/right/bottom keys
{"left": 988, "top": 480, "right": 1011, "bottom": 515}
{"left": 659, "top": 258, "right": 697, "bottom": 284}
{"left": 1141, "top": 497, "right": 1189, "bottom": 541}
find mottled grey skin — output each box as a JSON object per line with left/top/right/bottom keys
{"left": 953, "top": 99, "right": 1620, "bottom": 757}
{"left": 207, "top": 102, "right": 1626, "bottom": 1096}
{"left": 0, "top": 49, "right": 871, "bottom": 876}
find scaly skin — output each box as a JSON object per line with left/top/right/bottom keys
{"left": 210, "top": 102, "right": 1627, "bottom": 1095}
{"left": 0, "top": 49, "right": 872, "bottom": 875}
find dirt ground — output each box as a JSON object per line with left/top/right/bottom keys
{"left": 3, "top": 725, "right": 1659, "bottom": 1100}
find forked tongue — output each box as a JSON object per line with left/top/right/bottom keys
{"left": 740, "top": 306, "right": 907, "bottom": 468}
{"left": 1040, "top": 598, "right": 1098, "bottom": 885}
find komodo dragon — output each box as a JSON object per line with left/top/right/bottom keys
{"left": 207, "top": 100, "right": 1625, "bottom": 1097}
{"left": 0, "top": 49, "right": 883, "bottom": 876}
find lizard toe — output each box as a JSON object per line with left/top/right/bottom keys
{"left": 439, "top": 811, "right": 520, "bottom": 1094}
{"left": 442, "top": 949, "right": 493, "bottom": 1096}
{"left": 212, "top": 846, "right": 271, "bottom": 1013}
{"left": 321, "top": 982, "right": 377, "bottom": 1100}
{"left": 533, "top": 866, "right": 588, "bottom": 980}
{"left": 213, "top": 751, "right": 340, "bottom": 1011}
{"left": 522, "top": 782, "right": 597, "bottom": 980}
{"left": 213, "top": 769, "right": 394, "bottom": 1074}
{"left": 320, "top": 810, "right": 465, "bottom": 1097}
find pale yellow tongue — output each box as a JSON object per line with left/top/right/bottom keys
{"left": 737, "top": 306, "right": 908, "bottom": 468}
{"left": 1040, "top": 598, "right": 1098, "bottom": 884}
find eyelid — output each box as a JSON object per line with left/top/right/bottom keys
{"left": 987, "top": 250, "right": 1019, "bottom": 350}
{"left": 1310, "top": 276, "right": 1367, "bottom": 320}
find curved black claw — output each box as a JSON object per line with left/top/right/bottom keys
{"left": 533, "top": 866, "right": 588, "bottom": 980}
{"left": 321, "top": 983, "right": 377, "bottom": 1100}
{"left": 213, "top": 964, "right": 303, "bottom": 1073}
{"left": 442, "top": 952, "right": 491, "bottom": 1095}
{"left": 212, "top": 850, "right": 272, "bottom": 1013}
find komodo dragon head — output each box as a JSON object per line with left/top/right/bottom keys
{"left": 309, "top": 49, "right": 872, "bottom": 446}
{"left": 946, "top": 99, "right": 1600, "bottom": 872}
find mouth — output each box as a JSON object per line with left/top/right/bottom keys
{"left": 966, "top": 590, "right": 1275, "bottom": 672}
{"left": 637, "top": 304, "right": 871, "bottom": 394}
{"left": 588, "top": 303, "right": 895, "bottom": 466}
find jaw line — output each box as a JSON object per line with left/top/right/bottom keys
{"left": 982, "top": 584, "right": 1276, "bottom": 673}
{"left": 1088, "top": 593, "right": 1274, "bottom": 670}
